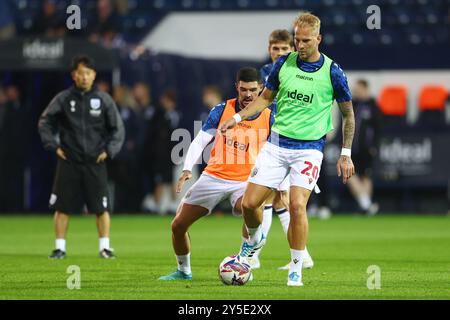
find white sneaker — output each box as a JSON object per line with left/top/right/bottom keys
{"left": 307, "top": 204, "right": 318, "bottom": 217}
{"left": 318, "top": 206, "right": 331, "bottom": 220}
{"left": 303, "top": 255, "right": 314, "bottom": 269}
{"left": 278, "top": 255, "right": 314, "bottom": 270}
{"left": 278, "top": 263, "right": 289, "bottom": 270}
{"left": 287, "top": 271, "right": 303, "bottom": 286}
{"left": 367, "top": 203, "right": 379, "bottom": 216}
{"left": 141, "top": 195, "right": 157, "bottom": 212}
{"left": 246, "top": 256, "right": 261, "bottom": 269}
{"left": 239, "top": 234, "right": 266, "bottom": 262}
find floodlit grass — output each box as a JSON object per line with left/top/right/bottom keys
{"left": 0, "top": 214, "right": 449, "bottom": 299}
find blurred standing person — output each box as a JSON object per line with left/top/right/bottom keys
{"left": 38, "top": 55, "right": 125, "bottom": 259}
{"left": 199, "top": 85, "right": 223, "bottom": 123}
{"left": 152, "top": 89, "right": 181, "bottom": 215}
{"left": 0, "top": 85, "right": 28, "bottom": 212}
{"left": 88, "top": 0, "right": 124, "bottom": 49}
{"left": 108, "top": 85, "right": 141, "bottom": 212}
{"left": 96, "top": 78, "right": 111, "bottom": 94}
{"left": 34, "top": 0, "right": 66, "bottom": 37}
{"left": 198, "top": 85, "right": 223, "bottom": 174}
{"left": 346, "top": 79, "right": 382, "bottom": 215}
{"left": 0, "top": 86, "right": 6, "bottom": 125}
{"left": 0, "top": 0, "right": 16, "bottom": 40}
{"left": 132, "top": 82, "right": 158, "bottom": 212}
{"left": 0, "top": 87, "right": 9, "bottom": 212}
{"left": 90, "top": 0, "right": 121, "bottom": 36}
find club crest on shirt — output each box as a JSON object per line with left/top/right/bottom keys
{"left": 90, "top": 98, "right": 101, "bottom": 109}
{"left": 251, "top": 167, "right": 258, "bottom": 177}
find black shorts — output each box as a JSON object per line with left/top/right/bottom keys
{"left": 50, "top": 159, "right": 110, "bottom": 214}
{"left": 153, "top": 162, "right": 173, "bottom": 184}
{"left": 352, "top": 152, "right": 374, "bottom": 177}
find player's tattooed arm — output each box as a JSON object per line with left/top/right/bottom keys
{"left": 336, "top": 101, "right": 356, "bottom": 184}
{"left": 338, "top": 101, "right": 355, "bottom": 149}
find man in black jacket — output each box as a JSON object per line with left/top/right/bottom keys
{"left": 347, "top": 79, "right": 382, "bottom": 215}
{"left": 38, "top": 55, "right": 125, "bottom": 259}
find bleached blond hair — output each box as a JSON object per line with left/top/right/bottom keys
{"left": 293, "top": 12, "right": 321, "bottom": 35}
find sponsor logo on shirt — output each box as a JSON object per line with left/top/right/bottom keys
{"left": 223, "top": 136, "right": 249, "bottom": 152}
{"left": 287, "top": 90, "right": 314, "bottom": 103}
{"left": 296, "top": 74, "right": 313, "bottom": 81}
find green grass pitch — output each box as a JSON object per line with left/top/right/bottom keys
{"left": 0, "top": 214, "right": 449, "bottom": 299}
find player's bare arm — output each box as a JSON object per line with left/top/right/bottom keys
{"left": 336, "top": 101, "right": 356, "bottom": 184}
{"left": 219, "top": 88, "right": 276, "bottom": 134}
{"left": 176, "top": 129, "right": 214, "bottom": 193}
{"left": 176, "top": 170, "right": 192, "bottom": 193}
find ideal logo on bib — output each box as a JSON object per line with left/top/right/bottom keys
{"left": 287, "top": 90, "right": 314, "bottom": 104}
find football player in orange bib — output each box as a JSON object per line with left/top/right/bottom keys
{"left": 159, "top": 67, "right": 273, "bottom": 281}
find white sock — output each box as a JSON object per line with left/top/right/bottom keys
{"left": 176, "top": 253, "right": 191, "bottom": 274}
{"left": 275, "top": 208, "right": 290, "bottom": 235}
{"left": 56, "top": 239, "right": 66, "bottom": 252}
{"left": 99, "top": 237, "right": 110, "bottom": 251}
{"left": 247, "top": 225, "right": 262, "bottom": 246}
{"left": 261, "top": 205, "right": 273, "bottom": 239}
{"left": 357, "top": 195, "right": 372, "bottom": 210}
{"left": 290, "top": 249, "right": 307, "bottom": 273}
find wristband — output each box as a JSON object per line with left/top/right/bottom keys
{"left": 341, "top": 148, "right": 351, "bottom": 157}
{"left": 232, "top": 113, "right": 242, "bottom": 124}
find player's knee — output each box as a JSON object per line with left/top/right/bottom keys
{"left": 171, "top": 218, "right": 188, "bottom": 236}
{"left": 242, "top": 197, "right": 260, "bottom": 212}
{"left": 289, "top": 201, "right": 307, "bottom": 218}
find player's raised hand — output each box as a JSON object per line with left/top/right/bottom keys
{"left": 218, "top": 118, "right": 237, "bottom": 135}
{"left": 336, "top": 155, "right": 355, "bottom": 184}
{"left": 56, "top": 147, "right": 67, "bottom": 160}
{"left": 176, "top": 170, "right": 192, "bottom": 193}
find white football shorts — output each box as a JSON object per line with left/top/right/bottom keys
{"left": 248, "top": 142, "right": 323, "bottom": 192}
{"left": 181, "top": 172, "right": 247, "bottom": 216}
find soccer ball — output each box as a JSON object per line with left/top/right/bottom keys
{"left": 218, "top": 255, "right": 252, "bottom": 285}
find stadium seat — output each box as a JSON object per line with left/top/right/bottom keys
{"left": 377, "top": 85, "right": 408, "bottom": 131}
{"left": 378, "top": 85, "right": 408, "bottom": 116}
{"left": 415, "top": 85, "right": 449, "bottom": 130}
{"left": 418, "top": 85, "right": 448, "bottom": 111}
